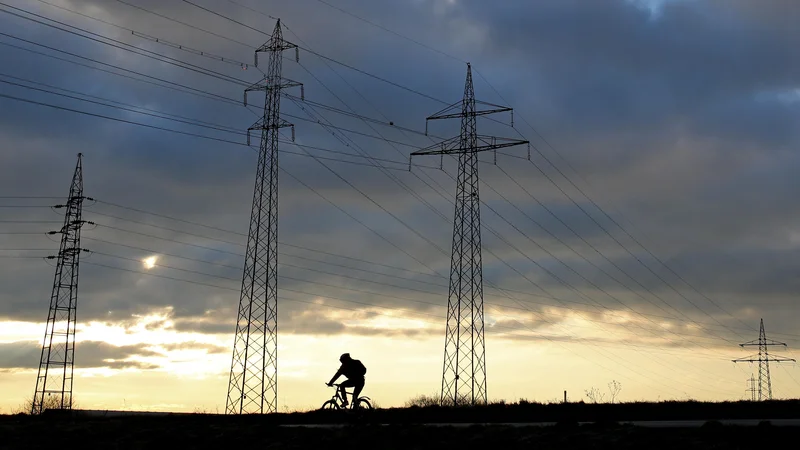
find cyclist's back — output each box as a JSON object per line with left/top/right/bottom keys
{"left": 340, "top": 357, "right": 367, "bottom": 379}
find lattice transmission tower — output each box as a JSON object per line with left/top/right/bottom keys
{"left": 746, "top": 374, "right": 757, "bottom": 401}
{"left": 226, "top": 19, "right": 302, "bottom": 415}
{"left": 410, "top": 63, "right": 528, "bottom": 406}
{"left": 733, "top": 318, "right": 794, "bottom": 401}
{"left": 32, "top": 153, "right": 91, "bottom": 414}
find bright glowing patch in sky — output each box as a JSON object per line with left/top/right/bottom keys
{"left": 142, "top": 256, "right": 158, "bottom": 270}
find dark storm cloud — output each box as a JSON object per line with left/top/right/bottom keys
{"left": 0, "top": 340, "right": 161, "bottom": 370}
{"left": 1, "top": 0, "right": 799, "bottom": 350}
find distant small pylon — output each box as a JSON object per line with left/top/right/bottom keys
{"left": 733, "top": 318, "right": 794, "bottom": 401}
{"left": 746, "top": 375, "right": 757, "bottom": 402}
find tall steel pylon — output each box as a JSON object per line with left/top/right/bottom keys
{"left": 32, "top": 153, "right": 91, "bottom": 414}
{"left": 226, "top": 19, "right": 302, "bottom": 415}
{"left": 410, "top": 63, "right": 528, "bottom": 406}
{"left": 733, "top": 318, "right": 794, "bottom": 401}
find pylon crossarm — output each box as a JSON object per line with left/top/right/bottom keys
{"left": 476, "top": 135, "right": 527, "bottom": 146}
{"left": 244, "top": 79, "right": 303, "bottom": 106}
{"left": 247, "top": 118, "right": 294, "bottom": 145}
{"left": 256, "top": 41, "right": 297, "bottom": 54}
{"left": 425, "top": 100, "right": 463, "bottom": 121}
{"left": 475, "top": 99, "right": 512, "bottom": 110}
{"left": 426, "top": 98, "right": 514, "bottom": 122}
{"left": 411, "top": 136, "right": 529, "bottom": 156}
{"left": 427, "top": 106, "right": 513, "bottom": 122}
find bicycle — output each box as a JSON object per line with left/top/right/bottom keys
{"left": 320, "top": 382, "right": 373, "bottom": 410}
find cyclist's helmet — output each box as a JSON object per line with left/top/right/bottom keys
{"left": 339, "top": 353, "right": 351, "bottom": 363}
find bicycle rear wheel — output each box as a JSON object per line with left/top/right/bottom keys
{"left": 354, "top": 398, "right": 372, "bottom": 410}
{"left": 320, "top": 400, "right": 339, "bottom": 410}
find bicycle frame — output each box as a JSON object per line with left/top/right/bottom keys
{"left": 329, "top": 383, "right": 371, "bottom": 409}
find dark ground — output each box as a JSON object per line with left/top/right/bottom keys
{"left": 1, "top": 401, "right": 799, "bottom": 449}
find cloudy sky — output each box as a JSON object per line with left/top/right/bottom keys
{"left": 1, "top": 0, "right": 799, "bottom": 413}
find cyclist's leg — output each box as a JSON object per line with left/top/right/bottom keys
{"left": 339, "top": 379, "right": 356, "bottom": 406}
{"left": 352, "top": 377, "right": 364, "bottom": 399}
{"left": 352, "top": 377, "right": 365, "bottom": 407}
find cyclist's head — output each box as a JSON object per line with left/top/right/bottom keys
{"left": 339, "top": 353, "right": 351, "bottom": 363}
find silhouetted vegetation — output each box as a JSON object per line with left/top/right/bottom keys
{"left": 10, "top": 395, "right": 77, "bottom": 416}
{"left": 0, "top": 410, "right": 798, "bottom": 449}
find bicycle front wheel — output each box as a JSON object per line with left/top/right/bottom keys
{"left": 320, "top": 400, "right": 339, "bottom": 410}
{"left": 355, "top": 398, "right": 372, "bottom": 410}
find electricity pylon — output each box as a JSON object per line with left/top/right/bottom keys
{"left": 226, "top": 19, "right": 302, "bottom": 415}
{"left": 32, "top": 153, "right": 91, "bottom": 414}
{"left": 733, "top": 318, "right": 794, "bottom": 401}
{"left": 410, "top": 63, "right": 528, "bottom": 406}
{"left": 746, "top": 375, "right": 757, "bottom": 401}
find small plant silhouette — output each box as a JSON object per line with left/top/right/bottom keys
{"left": 584, "top": 387, "right": 605, "bottom": 404}
{"left": 608, "top": 380, "right": 623, "bottom": 404}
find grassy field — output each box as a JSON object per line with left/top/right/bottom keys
{"left": 2, "top": 400, "right": 799, "bottom": 449}
{"left": 0, "top": 414, "right": 797, "bottom": 449}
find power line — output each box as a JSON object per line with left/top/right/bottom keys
{"left": 80, "top": 235, "right": 448, "bottom": 291}
{"left": 112, "top": 0, "right": 253, "bottom": 48}
{"left": 89, "top": 200, "right": 447, "bottom": 279}
{"left": 313, "top": 0, "right": 466, "bottom": 64}
{"left": 179, "top": 0, "right": 449, "bottom": 105}
{"left": 0, "top": 32, "right": 240, "bottom": 104}
{"left": 0, "top": 72, "right": 243, "bottom": 133}
{"left": 0, "top": 220, "right": 61, "bottom": 224}
{"left": 0, "top": 196, "right": 61, "bottom": 199}
{"left": 0, "top": 90, "right": 425, "bottom": 171}
{"left": 32, "top": 0, "right": 252, "bottom": 69}
{"left": 0, "top": 4, "right": 252, "bottom": 87}
{"left": 487, "top": 165, "right": 746, "bottom": 343}
{"left": 0, "top": 40, "right": 241, "bottom": 107}
{"left": 0, "top": 71, "right": 440, "bottom": 169}
{"left": 1, "top": 25, "right": 451, "bottom": 148}
{"left": 0, "top": 92, "right": 248, "bottom": 145}
{"left": 0, "top": 78, "right": 245, "bottom": 136}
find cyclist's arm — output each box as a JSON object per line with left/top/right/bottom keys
{"left": 327, "top": 366, "right": 343, "bottom": 385}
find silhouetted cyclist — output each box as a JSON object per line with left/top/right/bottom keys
{"left": 326, "top": 353, "right": 367, "bottom": 407}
